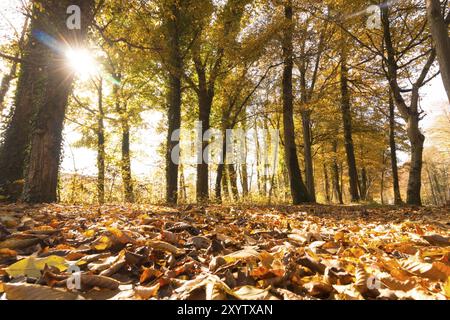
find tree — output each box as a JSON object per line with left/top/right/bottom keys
{"left": 281, "top": 0, "right": 310, "bottom": 204}
{"left": 339, "top": 33, "right": 360, "bottom": 202}
{"left": 21, "top": 0, "right": 94, "bottom": 203}
{"left": 381, "top": 4, "right": 437, "bottom": 205}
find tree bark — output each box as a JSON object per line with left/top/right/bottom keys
{"left": 301, "top": 110, "right": 316, "bottom": 202}
{"left": 282, "top": 1, "right": 310, "bottom": 204}
{"left": 331, "top": 140, "right": 344, "bottom": 204}
{"left": 196, "top": 88, "right": 213, "bottom": 203}
{"left": 22, "top": 0, "right": 94, "bottom": 203}
{"left": 426, "top": 0, "right": 450, "bottom": 103}
{"left": 121, "top": 112, "right": 134, "bottom": 203}
{"left": 388, "top": 92, "right": 403, "bottom": 205}
{"left": 323, "top": 163, "right": 331, "bottom": 203}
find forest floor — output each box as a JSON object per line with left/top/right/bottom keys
{"left": 0, "top": 203, "right": 449, "bottom": 300}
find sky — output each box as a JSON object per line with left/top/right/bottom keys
{"left": 0, "top": 0, "right": 449, "bottom": 176}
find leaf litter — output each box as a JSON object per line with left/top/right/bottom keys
{"left": 0, "top": 203, "right": 448, "bottom": 300}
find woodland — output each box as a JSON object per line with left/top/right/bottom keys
{"left": 0, "top": 0, "right": 449, "bottom": 301}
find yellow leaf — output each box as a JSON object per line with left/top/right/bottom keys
{"left": 92, "top": 236, "right": 112, "bottom": 251}
{"left": 6, "top": 255, "right": 68, "bottom": 278}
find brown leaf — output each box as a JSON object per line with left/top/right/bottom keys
{"left": 4, "top": 283, "right": 81, "bottom": 300}
{"left": 422, "top": 234, "right": 450, "bottom": 246}
{"left": 80, "top": 274, "right": 121, "bottom": 290}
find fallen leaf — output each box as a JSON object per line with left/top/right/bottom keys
{"left": 6, "top": 255, "right": 68, "bottom": 278}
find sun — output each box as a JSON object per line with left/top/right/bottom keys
{"left": 65, "top": 48, "right": 99, "bottom": 80}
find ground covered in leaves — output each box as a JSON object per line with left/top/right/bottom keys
{"left": 0, "top": 203, "right": 449, "bottom": 300}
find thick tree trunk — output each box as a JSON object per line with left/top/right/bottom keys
{"left": 282, "top": 2, "right": 310, "bottom": 204}
{"left": 426, "top": 0, "right": 450, "bottom": 103}
{"left": 228, "top": 163, "right": 239, "bottom": 201}
{"left": 340, "top": 43, "right": 360, "bottom": 202}
{"left": 0, "top": 9, "right": 44, "bottom": 201}
{"left": 301, "top": 110, "right": 316, "bottom": 202}
{"left": 360, "top": 167, "right": 368, "bottom": 201}
{"left": 97, "top": 79, "right": 105, "bottom": 205}
{"left": 388, "top": 93, "right": 403, "bottom": 205}
{"left": 406, "top": 114, "right": 425, "bottom": 205}
{"left": 165, "top": 4, "right": 182, "bottom": 205}
{"left": 21, "top": 0, "right": 94, "bottom": 203}
{"left": 196, "top": 91, "right": 213, "bottom": 203}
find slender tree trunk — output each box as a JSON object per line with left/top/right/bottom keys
{"left": 165, "top": 4, "right": 182, "bottom": 205}
{"left": 332, "top": 140, "right": 344, "bottom": 204}
{"left": 301, "top": 110, "right": 316, "bottom": 202}
{"left": 121, "top": 113, "right": 134, "bottom": 203}
{"left": 215, "top": 133, "right": 227, "bottom": 202}
{"left": 21, "top": 0, "right": 94, "bottom": 203}
{"left": 426, "top": 165, "right": 438, "bottom": 205}
{"left": 340, "top": 40, "right": 360, "bottom": 202}
{"left": 426, "top": 0, "right": 450, "bottom": 103}
{"left": 388, "top": 93, "right": 403, "bottom": 204}
{"left": 179, "top": 163, "right": 187, "bottom": 202}
{"left": 282, "top": 1, "right": 310, "bottom": 204}
{"left": 323, "top": 163, "right": 331, "bottom": 203}
{"left": 241, "top": 119, "right": 249, "bottom": 197}
{"left": 97, "top": 78, "right": 105, "bottom": 205}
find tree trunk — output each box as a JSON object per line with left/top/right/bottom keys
{"left": 301, "top": 110, "right": 316, "bottom": 202}
{"left": 195, "top": 85, "right": 213, "bottom": 203}
{"left": 215, "top": 133, "right": 227, "bottom": 202}
{"left": 332, "top": 140, "right": 344, "bottom": 204}
{"left": 282, "top": 2, "right": 310, "bottom": 204}
{"left": 21, "top": 0, "right": 94, "bottom": 203}
{"left": 406, "top": 114, "right": 425, "bottom": 205}
{"left": 388, "top": 93, "right": 403, "bottom": 205}
{"left": 360, "top": 167, "right": 368, "bottom": 201}
{"left": 165, "top": 4, "right": 182, "bottom": 205}
{"left": 121, "top": 114, "right": 134, "bottom": 203}
{"left": 241, "top": 119, "right": 249, "bottom": 197}
{"left": 0, "top": 7, "right": 45, "bottom": 201}
{"left": 426, "top": 0, "right": 450, "bottom": 103}
{"left": 228, "top": 163, "right": 239, "bottom": 201}
{"left": 323, "top": 163, "right": 331, "bottom": 203}
{"left": 340, "top": 41, "right": 360, "bottom": 202}
{"left": 97, "top": 78, "right": 105, "bottom": 205}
